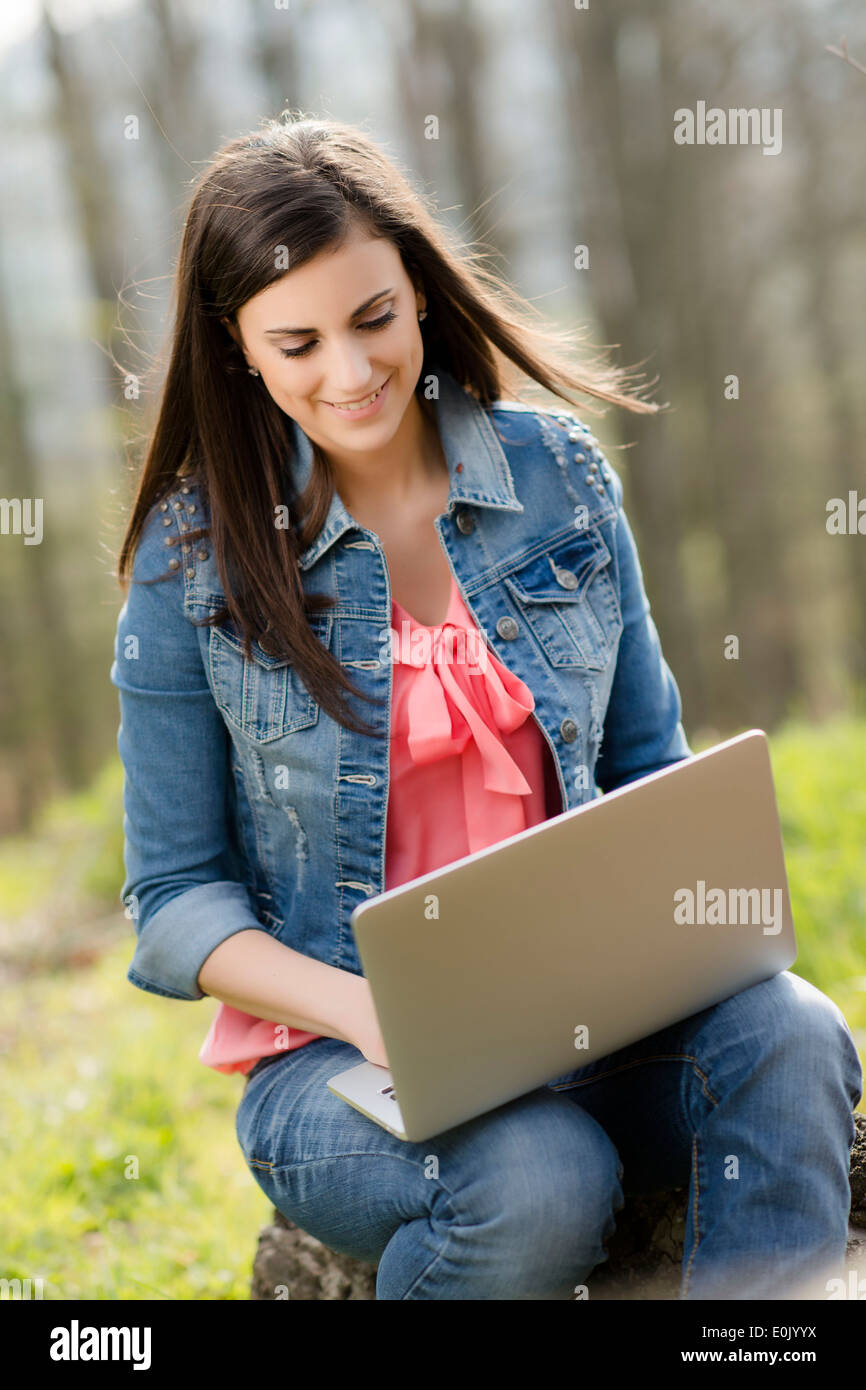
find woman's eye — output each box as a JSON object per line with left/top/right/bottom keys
{"left": 278, "top": 308, "right": 397, "bottom": 360}
{"left": 279, "top": 341, "right": 315, "bottom": 359}
{"left": 360, "top": 308, "right": 397, "bottom": 332}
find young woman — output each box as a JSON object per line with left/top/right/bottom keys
{"left": 111, "top": 115, "right": 861, "bottom": 1301}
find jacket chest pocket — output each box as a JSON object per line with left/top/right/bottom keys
{"left": 208, "top": 614, "right": 331, "bottom": 741}
{"left": 502, "top": 528, "right": 622, "bottom": 671}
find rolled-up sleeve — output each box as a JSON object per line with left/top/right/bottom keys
{"left": 110, "top": 505, "right": 268, "bottom": 1000}
{"left": 594, "top": 463, "right": 693, "bottom": 794}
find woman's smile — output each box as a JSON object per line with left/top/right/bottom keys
{"left": 322, "top": 373, "right": 392, "bottom": 419}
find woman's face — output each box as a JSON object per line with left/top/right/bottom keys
{"left": 227, "top": 225, "right": 427, "bottom": 457}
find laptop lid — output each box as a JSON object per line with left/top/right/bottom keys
{"left": 349, "top": 730, "right": 797, "bottom": 1142}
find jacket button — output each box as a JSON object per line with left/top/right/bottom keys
{"left": 167, "top": 557, "right": 180, "bottom": 570}
{"left": 555, "top": 568, "right": 578, "bottom": 590}
{"left": 496, "top": 616, "right": 519, "bottom": 640}
{"left": 455, "top": 510, "right": 475, "bottom": 534}
{"left": 560, "top": 717, "right": 578, "bottom": 742}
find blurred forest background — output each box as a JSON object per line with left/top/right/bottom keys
{"left": 1, "top": 0, "right": 865, "bottom": 1299}
{"left": 1, "top": 0, "right": 865, "bottom": 834}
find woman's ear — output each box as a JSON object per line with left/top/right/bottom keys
{"left": 221, "top": 316, "right": 256, "bottom": 372}
{"left": 406, "top": 268, "right": 426, "bottom": 317}
{"left": 221, "top": 315, "right": 241, "bottom": 348}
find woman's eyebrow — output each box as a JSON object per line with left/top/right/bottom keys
{"left": 264, "top": 287, "right": 395, "bottom": 336}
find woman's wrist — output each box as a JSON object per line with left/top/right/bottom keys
{"left": 325, "top": 968, "right": 370, "bottom": 1048}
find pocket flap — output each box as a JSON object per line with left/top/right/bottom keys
{"left": 212, "top": 611, "right": 333, "bottom": 668}
{"left": 503, "top": 530, "right": 612, "bottom": 606}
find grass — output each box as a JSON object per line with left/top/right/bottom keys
{"left": 0, "top": 939, "right": 267, "bottom": 1299}
{"left": 1, "top": 714, "right": 864, "bottom": 1298}
{"left": 765, "top": 716, "right": 866, "bottom": 1048}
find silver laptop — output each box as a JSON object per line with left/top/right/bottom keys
{"left": 327, "top": 729, "right": 797, "bottom": 1142}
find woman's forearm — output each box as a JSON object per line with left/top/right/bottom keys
{"left": 196, "top": 929, "right": 368, "bottom": 1044}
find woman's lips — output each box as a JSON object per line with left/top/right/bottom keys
{"left": 323, "top": 375, "right": 391, "bottom": 420}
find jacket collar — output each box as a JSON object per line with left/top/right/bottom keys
{"left": 285, "top": 361, "right": 523, "bottom": 572}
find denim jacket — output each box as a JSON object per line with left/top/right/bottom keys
{"left": 110, "top": 364, "right": 692, "bottom": 1001}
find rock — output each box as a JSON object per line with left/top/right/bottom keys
{"left": 849, "top": 1110, "right": 866, "bottom": 1225}
{"left": 251, "top": 1210, "right": 377, "bottom": 1301}
{"left": 250, "top": 1112, "right": 866, "bottom": 1300}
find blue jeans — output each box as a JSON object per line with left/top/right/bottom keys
{"left": 235, "top": 970, "right": 862, "bottom": 1300}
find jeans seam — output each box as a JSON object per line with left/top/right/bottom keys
{"left": 682, "top": 1133, "right": 701, "bottom": 1297}
{"left": 549, "top": 1052, "right": 721, "bottom": 1106}
{"left": 260, "top": 1151, "right": 440, "bottom": 1177}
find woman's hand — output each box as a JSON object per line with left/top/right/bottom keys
{"left": 347, "top": 976, "right": 390, "bottom": 1070}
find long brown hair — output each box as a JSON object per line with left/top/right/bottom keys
{"left": 116, "top": 112, "right": 660, "bottom": 736}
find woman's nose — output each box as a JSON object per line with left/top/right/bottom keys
{"left": 322, "top": 340, "right": 377, "bottom": 397}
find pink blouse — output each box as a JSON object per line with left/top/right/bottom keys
{"left": 198, "top": 575, "right": 556, "bottom": 1074}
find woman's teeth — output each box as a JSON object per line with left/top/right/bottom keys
{"left": 329, "top": 382, "right": 386, "bottom": 411}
